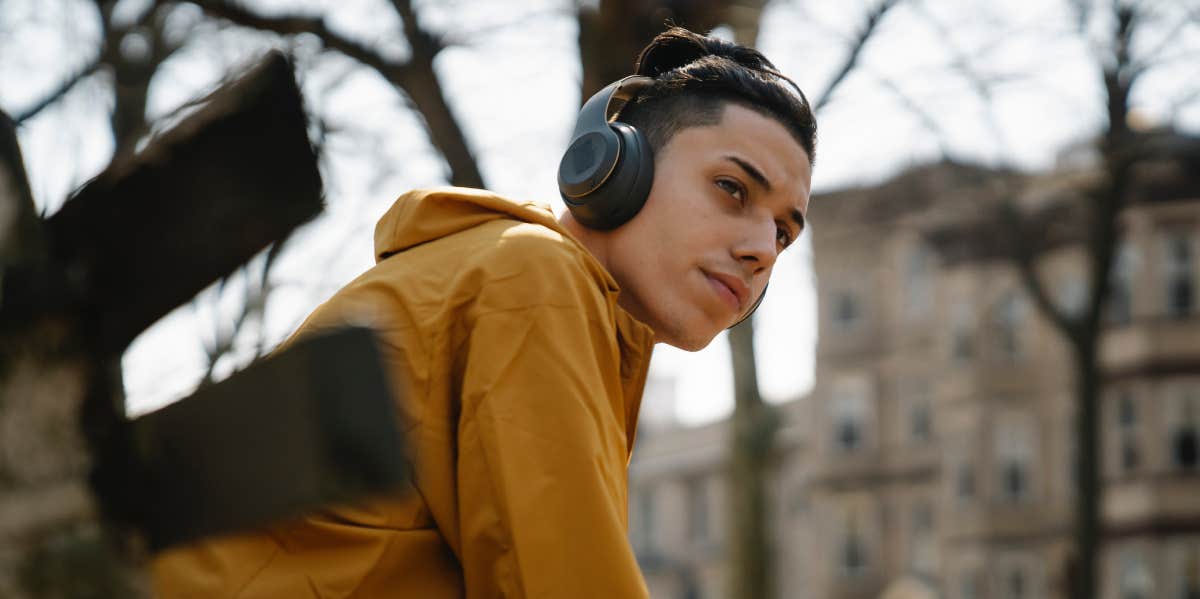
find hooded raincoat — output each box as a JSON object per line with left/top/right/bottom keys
{"left": 152, "top": 187, "right": 656, "bottom": 598}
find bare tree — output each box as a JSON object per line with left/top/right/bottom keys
{"left": 944, "top": 3, "right": 1198, "bottom": 596}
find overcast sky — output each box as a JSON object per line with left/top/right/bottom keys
{"left": 3, "top": 0, "right": 1198, "bottom": 425}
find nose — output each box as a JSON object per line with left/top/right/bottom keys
{"left": 733, "top": 217, "right": 778, "bottom": 276}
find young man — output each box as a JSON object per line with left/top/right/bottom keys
{"left": 153, "top": 27, "right": 814, "bottom": 598}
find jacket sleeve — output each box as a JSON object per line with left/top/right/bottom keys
{"left": 454, "top": 296, "right": 649, "bottom": 598}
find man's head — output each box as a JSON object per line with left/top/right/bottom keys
{"left": 560, "top": 27, "right": 816, "bottom": 351}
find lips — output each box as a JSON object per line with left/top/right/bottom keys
{"left": 704, "top": 270, "right": 750, "bottom": 314}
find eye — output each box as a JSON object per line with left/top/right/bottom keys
{"left": 776, "top": 226, "right": 793, "bottom": 251}
{"left": 716, "top": 178, "right": 746, "bottom": 203}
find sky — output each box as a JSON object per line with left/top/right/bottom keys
{"left": 3, "top": 0, "right": 1198, "bottom": 426}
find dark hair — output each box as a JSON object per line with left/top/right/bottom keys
{"left": 619, "top": 27, "right": 817, "bottom": 166}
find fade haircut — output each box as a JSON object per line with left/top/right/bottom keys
{"left": 619, "top": 27, "right": 817, "bottom": 166}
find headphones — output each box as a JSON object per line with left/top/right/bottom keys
{"left": 557, "top": 76, "right": 766, "bottom": 328}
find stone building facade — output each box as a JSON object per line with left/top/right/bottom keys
{"left": 628, "top": 135, "right": 1200, "bottom": 599}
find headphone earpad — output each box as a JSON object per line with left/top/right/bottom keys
{"left": 565, "top": 123, "right": 655, "bottom": 230}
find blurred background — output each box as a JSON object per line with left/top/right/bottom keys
{"left": 2, "top": 0, "right": 1199, "bottom": 597}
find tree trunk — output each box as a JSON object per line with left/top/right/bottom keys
{"left": 1070, "top": 341, "right": 1100, "bottom": 599}
{"left": 577, "top": 0, "right": 727, "bottom": 100}
{"left": 721, "top": 6, "right": 774, "bottom": 598}
{"left": 727, "top": 316, "right": 777, "bottom": 599}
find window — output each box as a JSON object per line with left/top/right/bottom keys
{"left": 841, "top": 512, "right": 868, "bottom": 578}
{"left": 910, "top": 502, "right": 936, "bottom": 574}
{"left": 1117, "top": 390, "right": 1140, "bottom": 473}
{"left": 1165, "top": 233, "right": 1194, "bottom": 318}
{"left": 635, "top": 487, "right": 656, "bottom": 552}
{"left": 1118, "top": 550, "right": 1151, "bottom": 599}
{"left": 832, "top": 377, "right": 872, "bottom": 453}
{"left": 1058, "top": 276, "right": 1087, "bottom": 317}
{"left": 905, "top": 243, "right": 935, "bottom": 320}
{"left": 1007, "top": 568, "right": 1027, "bottom": 599}
{"left": 1109, "top": 242, "right": 1137, "bottom": 325}
{"left": 1001, "top": 462, "right": 1027, "bottom": 502}
{"left": 960, "top": 571, "right": 981, "bottom": 599}
{"left": 950, "top": 302, "right": 975, "bottom": 364}
{"left": 992, "top": 292, "right": 1026, "bottom": 363}
{"left": 957, "top": 462, "right": 976, "bottom": 502}
{"left": 687, "top": 477, "right": 709, "bottom": 544}
{"left": 995, "top": 413, "right": 1036, "bottom": 504}
{"left": 1179, "top": 543, "right": 1200, "bottom": 599}
{"left": 911, "top": 402, "right": 933, "bottom": 444}
{"left": 901, "top": 380, "right": 933, "bottom": 445}
{"left": 832, "top": 290, "right": 862, "bottom": 331}
{"left": 1170, "top": 387, "right": 1199, "bottom": 470}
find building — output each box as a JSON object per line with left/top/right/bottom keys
{"left": 630, "top": 396, "right": 810, "bottom": 598}
{"left": 628, "top": 132, "right": 1200, "bottom": 599}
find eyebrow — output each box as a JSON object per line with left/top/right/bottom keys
{"left": 789, "top": 207, "right": 807, "bottom": 234}
{"left": 725, "top": 155, "right": 772, "bottom": 192}
{"left": 724, "top": 155, "right": 806, "bottom": 234}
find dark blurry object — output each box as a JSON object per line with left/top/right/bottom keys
{"left": 134, "top": 325, "right": 406, "bottom": 551}
{"left": 0, "top": 50, "right": 405, "bottom": 597}
{"left": 8, "top": 51, "right": 323, "bottom": 354}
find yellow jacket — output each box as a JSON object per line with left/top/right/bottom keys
{"left": 153, "top": 187, "right": 656, "bottom": 598}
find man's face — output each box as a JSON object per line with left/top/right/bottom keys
{"left": 606, "top": 103, "right": 813, "bottom": 350}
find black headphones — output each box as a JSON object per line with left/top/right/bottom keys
{"left": 557, "top": 76, "right": 766, "bottom": 328}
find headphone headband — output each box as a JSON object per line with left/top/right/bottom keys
{"left": 569, "top": 76, "right": 655, "bottom": 141}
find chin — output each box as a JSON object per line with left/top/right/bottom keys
{"left": 656, "top": 325, "right": 722, "bottom": 352}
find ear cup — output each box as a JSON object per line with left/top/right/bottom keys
{"left": 567, "top": 123, "right": 654, "bottom": 230}
{"left": 558, "top": 129, "right": 620, "bottom": 201}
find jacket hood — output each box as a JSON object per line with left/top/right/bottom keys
{"left": 374, "top": 187, "right": 568, "bottom": 262}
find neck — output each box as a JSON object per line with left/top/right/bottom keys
{"left": 558, "top": 211, "right": 611, "bottom": 273}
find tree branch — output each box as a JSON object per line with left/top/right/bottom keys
{"left": 181, "top": 0, "right": 484, "bottom": 187}
{"left": 14, "top": 58, "right": 104, "bottom": 124}
{"left": 997, "top": 201, "right": 1081, "bottom": 346}
{"left": 387, "top": 0, "right": 438, "bottom": 54}
{"left": 872, "top": 72, "right": 955, "bottom": 159}
{"left": 179, "top": 0, "right": 409, "bottom": 82}
{"left": 811, "top": 0, "right": 902, "bottom": 112}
